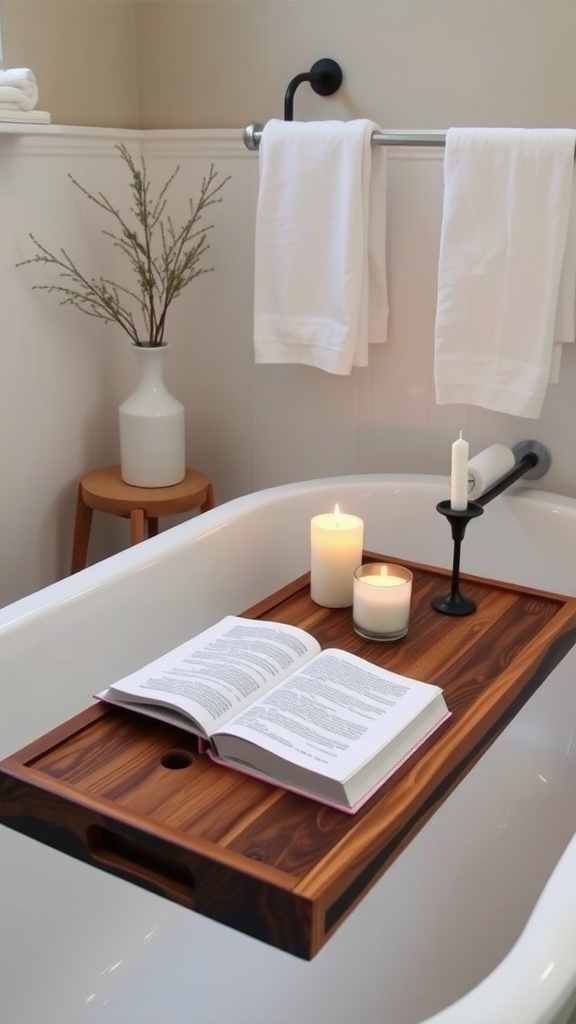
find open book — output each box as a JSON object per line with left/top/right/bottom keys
{"left": 96, "top": 616, "right": 450, "bottom": 814}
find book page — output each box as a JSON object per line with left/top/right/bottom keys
{"left": 97, "top": 616, "right": 321, "bottom": 737}
{"left": 214, "top": 648, "right": 442, "bottom": 781}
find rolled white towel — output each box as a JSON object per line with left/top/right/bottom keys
{"left": 0, "top": 68, "right": 38, "bottom": 110}
{"left": 0, "top": 67, "right": 36, "bottom": 87}
{"left": 467, "top": 444, "right": 516, "bottom": 500}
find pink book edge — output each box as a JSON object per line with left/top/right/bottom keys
{"left": 200, "top": 709, "right": 452, "bottom": 815}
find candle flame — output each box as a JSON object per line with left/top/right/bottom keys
{"left": 333, "top": 503, "right": 340, "bottom": 526}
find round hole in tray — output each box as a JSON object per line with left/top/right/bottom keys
{"left": 161, "top": 748, "right": 194, "bottom": 770}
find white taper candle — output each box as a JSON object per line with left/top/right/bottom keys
{"left": 450, "top": 432, "right": 469, "bottom": 510}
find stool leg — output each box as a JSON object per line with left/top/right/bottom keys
{"left": 201, "top": 483, "right": 215, "bottom": 512}
{"left": 130, "top": 508, "right": 146, "bottom": 545}
{"left": 70, "top": 485, "right": 93, "bottom": 574}
{"left": 148, "top": 517, "right": 159, "bottom": 538}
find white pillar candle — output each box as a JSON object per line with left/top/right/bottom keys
{"left": 310, "top": 508, "right": 364, "bottom": 608}
{"left": 450, "top": 432, "right": 469, "bottom": 511}
{"left": 353, "top": 563, "right": 413, "bottom": 640}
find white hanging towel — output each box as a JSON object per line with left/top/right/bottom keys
{"left": 550, "top": 163, "right": 576, "bottom": 382}
{"left": 253, "top": 119, "right": 388, "bottom": 375}
{"left": 434, "top": 127, "right": 576, "bottom": 418}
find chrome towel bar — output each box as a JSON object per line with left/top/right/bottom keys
{"left": 243, "top": 125, "right": 448, "bottom": 151}
{"left": 243, "top": 126, "right": 576, "bottom": 154}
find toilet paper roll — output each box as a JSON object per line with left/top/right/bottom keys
{"left": 467, "top": 444, "right": 516, "bottom": 499}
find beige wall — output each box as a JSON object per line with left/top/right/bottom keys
{"left": 136, "top": 0, "right": 576, "bottom": 130}
{"left": 3, "top": 1, "right": 576, "bottom": 130}
{"left": 1, "top": 0, "right": 139, "bottom": 127}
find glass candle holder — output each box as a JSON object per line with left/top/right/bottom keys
{"left": 353, "top": 563, "right": 413, "bottom": 641}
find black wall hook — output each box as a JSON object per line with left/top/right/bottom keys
{"left": 284, "top": 59, "right": 343, "bottom": 121}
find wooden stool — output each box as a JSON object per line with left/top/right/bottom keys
{"left": 70, "top": 465, "right": 215, "bottom": 574}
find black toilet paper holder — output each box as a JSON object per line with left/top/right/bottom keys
{"left": 432, "top": 440, "right": 551, "bottom": 616}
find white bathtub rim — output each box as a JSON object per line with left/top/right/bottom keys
{"left": 0, "top": 471, "right": 559, "bottom": 637}
{"left": 426, "top": 829, "right": 576, "bottom": 1024}
{"left": 1, "top": 472, "right": 445, "bottom": 632}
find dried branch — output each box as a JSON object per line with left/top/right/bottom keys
{"left": 17, "top": 143, "right": 230, "bottom": 346}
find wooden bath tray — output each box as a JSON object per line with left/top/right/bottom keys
{"left": 1, "top": 553, "right": 576, "bottom": 960}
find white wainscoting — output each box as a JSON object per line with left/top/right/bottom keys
{"left": 1, "top": 125, "right": 574, "bottom": 607}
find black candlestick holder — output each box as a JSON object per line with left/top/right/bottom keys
{"left": 431, "top": 500, "right": 485, "bottom": 615}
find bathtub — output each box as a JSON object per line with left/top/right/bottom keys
{"left": 1, "top": 473, "right": 576, "bottom": 1024}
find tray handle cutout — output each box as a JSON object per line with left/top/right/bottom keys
{"left": 87, "top": 825, "right": 195, "bottom": 906}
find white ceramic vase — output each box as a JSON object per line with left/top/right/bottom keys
{"left": 119, "top": 343, "right": 186, "bottom": 487}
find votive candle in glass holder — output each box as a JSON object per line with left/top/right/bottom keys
{"left": 353, "top": 563, "right": 413, "bottom": 641}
